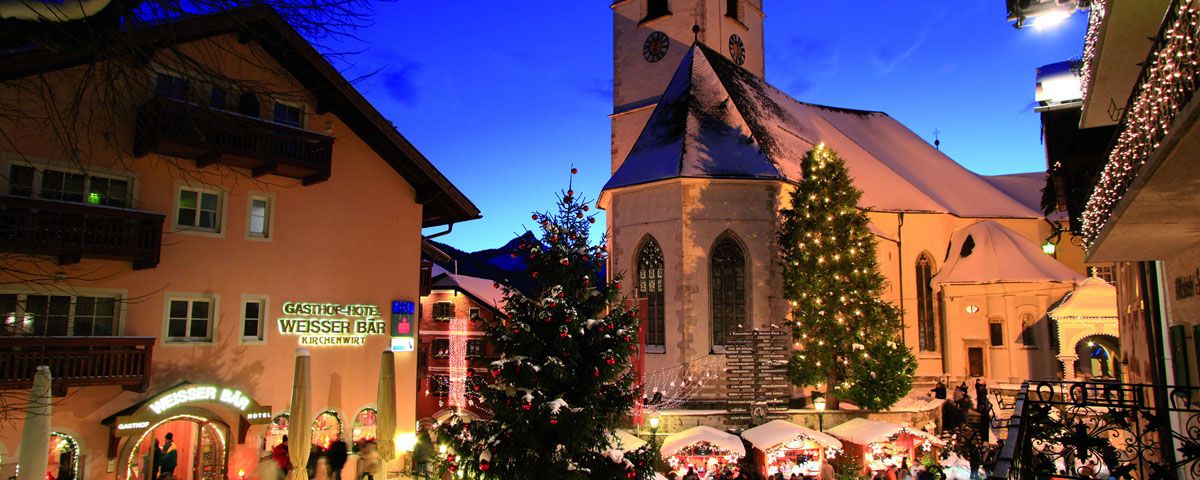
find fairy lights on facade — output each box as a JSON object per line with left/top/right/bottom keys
{"left": 1078, "top": 0, "right": 1107, "bottom": 103}
{"left": 1082, "top": 0, "right": 1199, "bottom": 246}
{"left": 448, "top": 317, "right": 469, "bottom": 411}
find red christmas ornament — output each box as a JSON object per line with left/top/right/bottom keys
{"left": 606, "top": 357, "right": 616, "bottom": 365}
{"left": 561, "top": 259, "right": 570, "bottom": 266}
{"left": 560, "top": 330, "right": 569, "bottom": 338}
{"left": 531, "top": 214, "right": 539, "bottom": 220}
{"left": 593, "top": 368, "right": 600, "bottom": 378}
{"left": 532, "top": 271, "right": 539, "bottom": 278}
{"left": 550, "top": 417, "right": 558, "bottom": 425}
{"left": 589, "top": 217, "right": 596, "bottom": 223}
{"left": 493, "top": 282, "right": 500, "bottom": 289}
{"left": 447, "top": 454, "right": 456, "bottom": 463}
{"left": 480, "top": 460, "right": 490, "bottom": 472}
{"left": 522, "top": 403, "right": 532, "bottom": 411}
{"left": 583, "top": 205, "right": 590, "bottom": 211}
{"left": 626, "top": 470, "right": 636, "bottom": 479}
{"left": 491, "top": 368, "right": 500, "bottom": 377}
{"left": 473, "top": 384, "right": 481, "bottom": 391}
{"left": 448, "top": 465, "right": 457, "bottom": 473}
{"left": 567, "top": 189, "right": 574, "bottom": 196}
{"left": 571, "top": 167, "right": 578, "bottom": 174}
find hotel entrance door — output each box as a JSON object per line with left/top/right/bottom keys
{"left": 125, "top": 418, "right": 228, "bottom": 480}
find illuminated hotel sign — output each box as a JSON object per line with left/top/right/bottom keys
{"left": 277, "top": 302, "right": 388, "bottom": 346}
{"left": 113, "top": 383, "right": 271, "bottom": 437}
{"left": 390, "top": 300, "right": 416, "bottom": 352}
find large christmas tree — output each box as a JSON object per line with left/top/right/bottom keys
{"left": 779, "top": 145, "right": 916, "bottom": 411}
{"left": 434, "top": 171, "right": 658, "bottom": 479}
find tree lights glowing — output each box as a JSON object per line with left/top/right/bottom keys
{"left": 778, "top": 145, "right": 915, "bottom": 411}
{"left": 1082, "top": 0, "right": 1200, "bottom": 246}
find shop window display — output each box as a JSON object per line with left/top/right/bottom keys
{"left": 48, "top": 432, "right": 79, "bottom": 480}
{"left": 312, "top": 411, "right": 344, "bottom": 451}
{"left": 352, "top": 408, "right": 378, "bottom": 451}
{"left": 265, "top": 414, "right": 289, "bottom": 450}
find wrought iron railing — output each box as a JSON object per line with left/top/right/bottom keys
{"left": 0, "top": 194, "right": 164, "bottom": 269}
{"left": 990, "top": 380, "right": 1200, "bottom": 479}
{"left": 0, "top": 336, "right": 156, "bottom": 393}
{"left": 1082, "top": 0, "right": 1200, "bottom": 245}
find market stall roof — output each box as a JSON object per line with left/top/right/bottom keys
{"left": 612, "top": 429, "right": 648, "bottom": 451}
{"left": 1049, "top": 277, "right": 1119, "bottom": 319}
{"left": 825, "top": 418, "right": 944, "bottom": 447}
{"left": 740, "top": 420, "right": 842, "bottom": 451}
{"left": 931, "top": 220, "right": 1083, "bottom": 285}
{"left": 660, "top": 426, "right": 746, "bottom": 458}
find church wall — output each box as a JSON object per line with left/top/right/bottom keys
{"left": 939, "top": 283, "right": 1070, "bottom": 383}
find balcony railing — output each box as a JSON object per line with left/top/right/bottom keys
{"left": 0, "top": 336, "right": 155, "bottom": 393}
{"left": 135, "top": 95, "right": 334, "bottom": 185}
{"left": 990, "top": 380, "right": 1200, "bottom": 479}
{"left": 0, "top": 194, "right": 164, "bottom": 269}
{"left": 1082, "top": 0, "right": 1200, "bottom": 246}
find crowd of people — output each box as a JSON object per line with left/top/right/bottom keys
{"left": 260, "top": 434, "right": 379, "bottom": 480}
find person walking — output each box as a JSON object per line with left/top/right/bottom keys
{"left": 931, "top": 380, "right": 947, "bottom": 399}
{"left": 412, "top": 426, "right": 433, "bottom": 479}
{"left": 326, "top": 436, "right": 349, "bottom": 480}
{"left": 156, "top": 433, "right": 178, "bottom": 480}
{"left": 683, "top": 466, "right": 700, "bottom": 480}
{"left": 271, "top": 435, "right": 291, "bottom": 480}
{"left": 356, "top": 442, "right": 380, "bottom": 480}
{"left": 817, "top": 461, "right": 835, "bottom": 480}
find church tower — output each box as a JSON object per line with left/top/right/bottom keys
{"left": 611, "top": 0, "right": 765, "bottom": 173}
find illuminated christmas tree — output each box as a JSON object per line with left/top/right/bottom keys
{"left": 779, "top": 145, "right": 916, "bottom": 411}
{"left": 434, "top": 170, "right": 658, "bottom": 479}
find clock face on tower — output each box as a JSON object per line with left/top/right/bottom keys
{"left": 643, "top": 31, "right": 669, "bottom": 63}
{"left": 729, "top": 34, "right": 746, "bottom": 65}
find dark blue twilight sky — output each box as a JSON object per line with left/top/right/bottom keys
{"left": 327, "top": 2, "right": 1088, "bottom": 252}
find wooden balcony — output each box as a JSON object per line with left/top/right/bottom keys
{"left": 135, "top": 95, "right": 334, "bottom": 185}
{"left": 0, "top": 336, "right": 155, "bottom": 394}
{"left": 0, "top": 195, "right": 164, "bottom": 269}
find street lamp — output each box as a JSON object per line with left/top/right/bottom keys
{"left": 648, "top": 411, "right": 661, "bottom": 449}
{"left": 813, "top": 395, "right": 827, "bottom": 432}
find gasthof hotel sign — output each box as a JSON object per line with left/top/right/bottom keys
{"left": 277, "top": 302, "right": 388, "bottom": 346}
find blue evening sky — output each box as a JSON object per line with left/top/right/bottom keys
{"left": 328, "top": 2, "right": 1087, "bottom": 252}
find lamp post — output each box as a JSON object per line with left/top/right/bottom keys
{"left": 648, "top": 411, "right": 661, "bottom": 448}
{"left": 813, "top": 395, "right": 826, "bottom": 432}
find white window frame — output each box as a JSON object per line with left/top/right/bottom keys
{"left": 270, "top": 99, "right": 308, "bottom": 129}
{"left": 245, "top": 192, "right": 275, "bottom": 241}
{"left": 240, "top": 294, "right": 269, "bottom": 344}
{"left": 0, "top": 288, "right": 127, "bottom": 336}
{"left": 172, "top": 182, "right": 227, "bottom": 237}
{"left": 162, "top": 292, "right": 219, "bottom": 345}
{"left": 0, "top": 154, "right": 139, "bottom": 207}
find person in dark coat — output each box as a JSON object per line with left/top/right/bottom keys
{"left": 931, "top": 380, "right": 947, "bottom": 399}
{"left": 326, "top": 436, "right": 349, "bottom": 480}
{"left": 412, "top": 426, "right": 433, "bottom": 479}
{"left": 157, "top": 433, "right": 179, "bottom": 480}
{"left": 271, "top": 435, "right": 291, "bottom": 480}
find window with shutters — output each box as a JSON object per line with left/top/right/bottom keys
{"left": 433, "top": 302, "right": 454, "bottom": 322}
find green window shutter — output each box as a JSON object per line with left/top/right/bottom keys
{"left": 1170, "top": 325, "right": 1192, "bottom": 387}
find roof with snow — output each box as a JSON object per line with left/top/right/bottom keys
{"left": 611, "top": 429, "right": 648, "bottom": 452}
{"left": 1049, "top": 277, "right": 1118, "bottom": 319}
{"left": 931, "top": 220, "right": 1083, "bottom": 285}
{"left": 660, "top": 426, "right": 746, "bottom": 458}
{"left": 739, "top": 419, "right": 842, "bottom": 451}
{"left": 604, "top": 44, "right": 1041, "bottom": 218}
{"left": 825, "top": 418, "right": 944, "bottom": 447}
{"left": 982, "top": 172, "right": 1067, "bottom": 222}
{"left": 430, "top": 265, "right": 507, "bottom": 313}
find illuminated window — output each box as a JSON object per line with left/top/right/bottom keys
{"left": 430, "top": 374, "right": 449, "bottom": 397}
{"left": 312, "top": 410, "right": 343, "bottom": 450}
{"left": 352, "top": 408, "right": 377, "bottom": 448}
{"left": 266, "top": 414, "right": 289, "bottom": 449}
{"left": 166, "top": 296, "right": 215, "bottom": 342}
{"left": 637, "top": 237, "right": 665, "bottom": 351}
{"left": 916, "top": 253, "right": 938, "bottom": 352}
{"left": 176, "top": 187, "right": 222, "bottom": 232}
{"left": 433, "top": 338, "right": 450, "bottom": 358}
{"left": 248, "top": 195, "right": 271, "bottom": 238}
{"left": 466, "top": 339, "right": 483, "bottom": 358}
{"left": 0, "top": 293, "right": 119, "bottom": 336}
{"left": 433, "top": 302, "right": 454, "bottom": 322}
{"left": 710, "top": 233, "right": 746, "bottom": 348}
{"left": 469, "top": 307, "right": 481, "bottom": 321}
{"left": 7, "top": 163, "right": 131, "bottom": 207}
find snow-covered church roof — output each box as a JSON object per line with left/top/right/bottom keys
{"left": 1049, "top": 277, "right": 1118, "bottom": 319}
{"left": 931, "top": 220, "right": 1083, "bottom": 285}
{"left": 604, "top": 44, "right": 1041, "bottom": 218}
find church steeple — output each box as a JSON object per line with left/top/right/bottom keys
{"left": 610, "top": 0, "right": 765, "bottom": 174}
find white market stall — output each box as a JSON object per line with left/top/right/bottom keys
{"left": 741, "top": 420, "right": 842, "bottom": 477}
{"left": 826, "top": 418, "right": 944, "bottom": 472}
{"left": 660, "top": 426, "right": 746, "bottom": 478}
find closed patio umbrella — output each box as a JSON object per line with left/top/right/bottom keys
{"left": 288, "top": 349, "right": 312, "bottom": 480}
{"left": 376, "top": 351, "right": 396, "bottom": 477}
{"left": 17, "top": 365, "right": 51, "bottom": 480}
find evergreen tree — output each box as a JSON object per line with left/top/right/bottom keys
{"left": 434, "top": 170, "right": 658, "bottom": 479}
{"left": 778, "top": 145, "right": 916, "bottom": 410}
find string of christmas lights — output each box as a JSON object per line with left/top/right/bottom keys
{"left": 448, "top": 317, "right": 469, "bottom": 411}
{"left": 1082, "top": 0, "right": 1199, "bottom": 246}
{"left": 1078, "top": 0, "right": 1107, "bottom": 102}
{"left": 640, "top": 354, "right": 723, "bottom": 410}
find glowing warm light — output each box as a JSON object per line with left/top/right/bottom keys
{"left": 397, "top": 432, "right": 417, "bottom": 452}
{"left": 648, "top": 413, "right": 661, "bottom": 431}
{"left": 1032, "top": 9, "right": 1072, "bottom": 31}
{"left": 1041, "top": 241, "right": 1057, "bottom": 256}
{"left": 238, "top": 469, "right": 246, "bottom": 480}
{"left": 439, "top": 444, "right": 448, "bottom": 455}
{"left": 813, "top": 396, "right": 826, "bottom": 412}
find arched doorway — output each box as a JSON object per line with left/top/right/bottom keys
{"left": 119, "top": 413, "right": 230, "bottom": 480}
{"left": 48, "top": 431, "right": 80, "bottom": 480}
{"left": 1075, "top": 335, "right": 1120, "bottom": 379}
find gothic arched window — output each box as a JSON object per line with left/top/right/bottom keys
{"left": 916, "top": 253, "right": 938, "bottom": 352}
{"left": 647, "top": 0, "right": 669, "bottom": 20}
{"left": 637, "top": 237, "right": 665, "bottom": 351}
{"left": 711, "top": 233, "right": 746, "bottom": 347}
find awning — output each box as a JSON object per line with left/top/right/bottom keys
{"left": 660, "top": 426, "right": 746, "bottom": 458}
{"left": 825, "top": 418, "right": 943, "bottom": 447}
{"left": 741, "top": 419, "right": 842, "bottom": 451}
